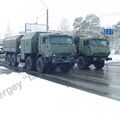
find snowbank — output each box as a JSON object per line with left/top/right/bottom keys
{"left": 108, "top": 54, "right": 120, "bottom": 62}
{"left": 106, "top": 50, "right": 120, "bottom": 63}
{"left": 0, "top": 66, "right": 120, "bottom": 120}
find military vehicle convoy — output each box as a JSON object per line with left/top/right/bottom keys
{"left": 3, "top": 32, "right": 75, "bottom": 73}
{"left": 74, "top": 35, "right": 112, "bottom": 70}
{"left": 3, "top": 31, "right": 112, "bottom": 72}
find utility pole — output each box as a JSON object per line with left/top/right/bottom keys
{"left": 46, "top": 9, "right": 49, "bottom": 31}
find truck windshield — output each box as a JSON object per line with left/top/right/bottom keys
{"left": 90, "top": 39, "right": 108, "bottom": 46}
{"left": 49, "top": 36, "right": 73, "bottom": 44}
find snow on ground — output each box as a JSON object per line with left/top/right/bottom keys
{"left": 108, "top": 50, "right": 120, "bottom": 62}
{"left": 0, "top": 66, "right": 120, "bottom": 120}
{"left": 108, "top": 54, "right": 120, "bottom": 62}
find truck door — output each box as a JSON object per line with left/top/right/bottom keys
{"left": 41, "top": 37, "right": 51, "bottom": 57}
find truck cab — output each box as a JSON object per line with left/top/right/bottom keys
{"left": 36, "top": 33, "right": 75, "bottom": 73}
{"left": 74, "top": 36, "right": 112, "bottom": 70}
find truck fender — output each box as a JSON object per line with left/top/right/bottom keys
{"left": 36, "top": 52, "right": 46, "bottom": 61}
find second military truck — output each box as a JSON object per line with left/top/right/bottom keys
{"left": 3, "top": 32, "right": 75, "bottom": 73}
{"left": 74, "top": 35, "right": 112, "bottom": 70}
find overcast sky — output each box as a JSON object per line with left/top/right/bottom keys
{"left": 0, "top": 0, "right": 120, "bottom": 36}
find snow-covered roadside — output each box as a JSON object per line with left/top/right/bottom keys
{"left": 108, "top": 54, "right": 120, "bottom": 62}
{"left": 107, "top": 50, "right": 120, "bottom": 62}
{"left": 0, "top": 66, "right": 120, "bottom": 120}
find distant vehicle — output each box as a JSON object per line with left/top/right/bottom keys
{"left": 3, "top": 32, "right": 75, "bottom": 73}
{"left": 0, "top": 45, "right": 3, "bottom": 54}
{"left": 74, "top": 35, "right": 112, "bottom": 70}
{"left": 115, "top": 49, "right": 120, "bottom": 55}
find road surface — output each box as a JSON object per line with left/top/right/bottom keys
{"left": 0, "top": 56, "right": 120, "bottom": 101}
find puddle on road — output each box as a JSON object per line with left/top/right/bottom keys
{"left": 73, "top": 62, "right": 120, "bottom": 81}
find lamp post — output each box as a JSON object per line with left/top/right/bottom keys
{"left": 46, "top": 9, "right": 49, "bottom": 31}
{"left": 39, "top": 0, "right": 49, "bottom": 31}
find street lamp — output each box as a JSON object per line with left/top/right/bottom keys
{"left": 39, "top": 0, "right": 49, "bottom": 31}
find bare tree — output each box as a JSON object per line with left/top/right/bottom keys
{"left": 59, "top": 18, "right": 70, "bottom": 32}
{"left": 4, "top": 23, "right": 13, "bottom": 38}
{"left": 73, "top": 14, "right": 101, "bottom": 36}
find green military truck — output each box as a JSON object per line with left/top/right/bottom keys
{"left": 3, "top": 35, "right": 23, "bottom": 66}
{"left": 3, "top": 32, "right": 75, "bottom": 73}
{"left": 74, "top": 35, "right": 112, "bottom": 70}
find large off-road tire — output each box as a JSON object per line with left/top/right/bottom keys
{"left": 36, "top": 57, "right": 47, "bottom": 74}
{"left": 60, "top": 63, "right": 74, "bottom": 73}
{"left": 94, "top": 60, "right": 105, "bottom": 70}
{"left": 77, "top": 56, "right": 88, "bottom": 70}
{"left": 6, "top": 54, "right": 12, "bottom": 66}
{"left": 11, "top": 54, "right": 19, "bottom": 67}
{"left": 25, "top": 56, "right": 33, "bottom": 71}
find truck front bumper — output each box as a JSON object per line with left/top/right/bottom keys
{"left": 52, "top": 57, "right": 74, "bottom": 64}
{"left": 93, "top": 57, "right": 112, "bottom": 61}
{"left": 106, "top": 57, "right": 112, "bottom": 61}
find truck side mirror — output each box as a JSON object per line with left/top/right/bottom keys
{"left": 84, "top": 40, "right": 89, "bottom": 46}
{"left": 74, "top": 37, "right": 79, "bottom": 44}
{"left": 42, "top": 37, "right": 46, "bottom": 43}
{"left": 106, "top": 40, "right": 109, "bottom": 46}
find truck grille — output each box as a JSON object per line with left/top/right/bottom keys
{"left": 93, "top": 53, "right": 107, "bottom": 57}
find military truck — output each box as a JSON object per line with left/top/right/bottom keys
{"left": 3, "top": 35, "right": 23, "bottom": 66}
{"left": 3, "top": 32, "right": 75, "bottom": 73}
{"left": 74, "top": 36, "right": 112, "bottom": 70}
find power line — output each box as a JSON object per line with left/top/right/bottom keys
{"left": 99, "top": 12, "right": 120, "bottom": 17}
{"left": 39, "top": 0, "right": 47, "bottom": 9}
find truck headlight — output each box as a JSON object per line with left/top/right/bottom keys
{"left": 72, "top": 53, "right": 75, "bottom": 57}
{"left": 53, "top": 54, "right": 56, "bottom": 57}
{"left": 93, "top": 57, "right": 97, "bottom": 61}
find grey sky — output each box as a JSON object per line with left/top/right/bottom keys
{"left": 0, "top": 0, "right": 120, "bottom": 35}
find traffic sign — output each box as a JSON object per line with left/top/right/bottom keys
{"left": 104, "top": 28, "right": 113, "bottom": 35}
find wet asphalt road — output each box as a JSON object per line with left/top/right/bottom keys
{"left": 72, "top": 62, "right": 120, "bottom": 101}
{"left": 0, "top": 57, "right": 120, "bottom": 101}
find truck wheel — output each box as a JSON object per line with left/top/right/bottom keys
{"left": 94, "top": 60, "right": 105, "bottom": 70}
{"left": 60, "top": 63, "right": 74, "bottom": 73}
{"left": 12, "top": 54, "right": 18, "bottom": 67}
{"left": 36, "top": 57, "right": 47, "bottom": 73}
{"left": 25, "top": 56, "right": 33, "bottom": 71}
{"left": 6, "top": 54, "right": 12, "bottom": 66}
{"left": 77, "top": 56, "right": 88, "bottom": 69}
